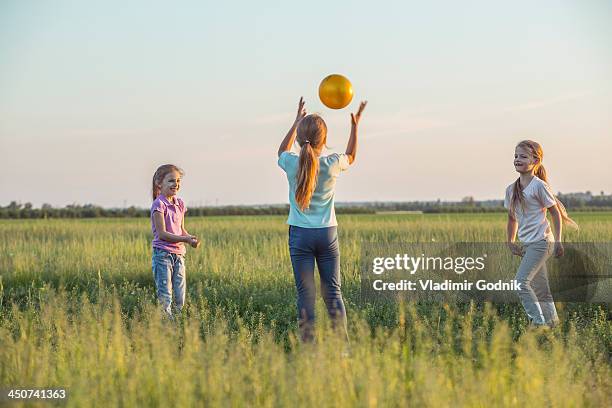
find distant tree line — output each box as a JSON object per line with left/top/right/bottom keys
{"left": 1, "top": 193, "right": 611, "bottom": 219}
{"left": 556, "top": 191, "right": 612, "bottom": 209}
{"left": 0, "top": 202, "right": 375, "bottom": 219}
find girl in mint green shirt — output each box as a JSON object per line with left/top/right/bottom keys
{"left": 277, "top": 97, "right": 367, "bottom": 343}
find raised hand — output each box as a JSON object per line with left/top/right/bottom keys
{"left": 295, "top": 97, "right": 307, "bottom": 124}
{"left": 351, "top": 101, "right": 367, "bottom": 126}
{"left": 278, "top": 97, "right": 307, "bottom": 157}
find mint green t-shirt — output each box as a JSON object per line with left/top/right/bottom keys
{"left": 278, "top": 151, "right": 350, "bottom": 228}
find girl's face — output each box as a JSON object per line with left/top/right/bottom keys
{"left": 158, "top": 171, "right": 181, "bottom": 198}
{"left": 514, "top": 146, "right": 538, "bottom": 174}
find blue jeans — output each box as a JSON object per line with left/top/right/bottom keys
{"left": 152, "top": 247, "right": 186, "bottom": 317}
{"left": 515, "top": 240, "right": 559, "bottom": 326}
{"left": 288, "top": 225, "right": 348, "bottom": 342}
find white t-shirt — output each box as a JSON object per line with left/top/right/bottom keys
{"left": 504, "top": 176, "right": 557, "bottom": 243}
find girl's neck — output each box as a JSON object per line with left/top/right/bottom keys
{"left": 519, "top": 172, "right": 535, "bottom": 188}
{"left": 164, "top": 194, "right": 176, "bottom": 203}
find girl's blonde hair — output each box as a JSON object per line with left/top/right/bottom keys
{"left": 511, "top": 140, "right": 577, "bottom": 228}
{"left": 152, "top": 164, "right": 184, "bottom": 201}
{"left": 295, "top": 114, "right": 327, "bottom": 210}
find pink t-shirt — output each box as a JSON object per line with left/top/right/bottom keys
{"left": 151, "top": 195, "right": 187, "bottom": 255}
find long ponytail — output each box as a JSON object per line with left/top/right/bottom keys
{"left": 295, "top": 114, "right": 327, "bottom": 210}
{"left": 511, "top": 140, "right": 577, "bottom": 228}
{"left": 537, "top": 164, "right": 577, "bottom": 228}
{"left": 296, "top": 142, "right": 319, "bottom": 210}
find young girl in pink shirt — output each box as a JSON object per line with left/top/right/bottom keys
{"left": 150, "top": 164, "right": 200, "bottom": 317}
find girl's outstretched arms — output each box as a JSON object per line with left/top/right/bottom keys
{"left": 345, "top": 101, "right": 367, "bottom": 165}
{"left": 506, "top": 211, "right": 523, "bottom": 256}
{"left": 548, "top": 205, "right": 564, "bottom": 257}
{"left": 277, "top": 97, "right": 307, "bottom": 157}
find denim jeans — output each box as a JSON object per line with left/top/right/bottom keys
{"left": 152, "top": 247, "right": 186, "bottom": 317}
{"left": 515, "top": 240, "right": 559, "bottom": 326}
{"left": 288, "top": 225, "right": 348, "bottom": 342}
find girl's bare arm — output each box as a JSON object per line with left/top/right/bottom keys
{"left": 548, "top": 204, "right": 564, "bottom": 257}
{"left": 506, "top": 211, "right": 522, "bottom": 256}
{"left": 345, "top": 101, "right": 367, "bottom": 164}
{"left": 153, "top": 212, "right": 191, "bottom": 243}
{"left": 278, "top": 97, "right": 306, "bottom": 157}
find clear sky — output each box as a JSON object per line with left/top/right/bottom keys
{"left": 1, "top": 0, "right": 611, "bottom": 207}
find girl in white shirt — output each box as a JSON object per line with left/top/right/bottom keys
{"left": 504, "top": 140, "right": 577, "bottom": 327}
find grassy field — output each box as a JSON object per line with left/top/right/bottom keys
{"left": 0, "top": 213, "right": 610, "bottom": 406}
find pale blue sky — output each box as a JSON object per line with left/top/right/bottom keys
{"left": 1, "top": 0, "right": 611, "bottom": 207}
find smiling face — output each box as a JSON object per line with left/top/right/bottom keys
{"left": 158, "top": 170, "right": 181, "bottom": 199}
{"left": 514, "top": 146, "right": 539, "bottom": 175}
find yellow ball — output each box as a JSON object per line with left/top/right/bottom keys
{"left": 318, "top": 74, "right": 353, "bottom": 109}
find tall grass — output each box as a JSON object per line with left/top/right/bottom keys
{"left": 0, "top": 213, "right": 610, "bottom": 406}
